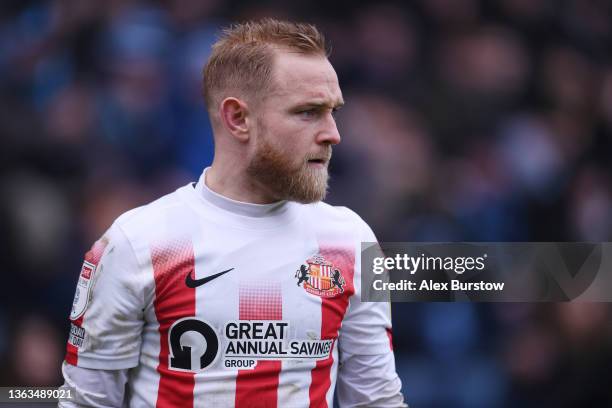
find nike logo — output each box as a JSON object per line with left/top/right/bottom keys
{"left": 185, "top": 268, "right": 234, "bottom": 288}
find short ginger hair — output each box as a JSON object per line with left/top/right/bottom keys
{"left": 203, "top": 19, "right": 328, "bottom": 114}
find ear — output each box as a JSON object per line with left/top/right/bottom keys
{"left": 219, "top": 97, "right": 249, "bottom": 142}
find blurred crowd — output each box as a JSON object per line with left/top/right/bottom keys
{"left": 1, "top": 0, "right": 612, "bottom": 407}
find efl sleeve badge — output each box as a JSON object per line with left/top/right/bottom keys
{"left": 70, "top": 260, "right": 97, "bottom": 320}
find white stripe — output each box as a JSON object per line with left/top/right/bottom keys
{"left": 277, "top": 278, "right": 322, "bottom": 406}
{"left": 326, "top": 345, "right": 339, "bottom": 406}
{"left": 193, "top": 219, "right": 239, "bottom": 406}
{"left": 128, "top": 253, "right": 161, "bottom": 407}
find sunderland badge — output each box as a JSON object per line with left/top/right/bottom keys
{"left": 295, "top": 254, "right": 345, "bottom": 298}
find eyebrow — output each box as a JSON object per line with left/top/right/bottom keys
{"left": 292, "top": 100, "right": 345, "bottom": 110}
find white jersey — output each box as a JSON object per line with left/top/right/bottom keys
{"left": 64, "top": 169, "right": 404, "bottom": 407}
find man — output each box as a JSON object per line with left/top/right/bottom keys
{"left": 61, "top": 19, "right": 406, "bottom": 407}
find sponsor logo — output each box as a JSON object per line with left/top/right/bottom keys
{"left": 168, "top": 318, "right": 220, "bottom": 371}
{"left": 185, "top": 268, "right": 234, "bottom": 288}
{"left": 166, "top": 318, "right": 335, "bottom": 372}
{"left": 68, "top": 323, "right": 86, "bottom": 348}
{"left": 80, "top": 262, "right": 94, "bottom": 279}
{"left": 223, "top": 320, "right": 334, "bottom": 370}
{"left": 296, "top": 254, "right": 345, "bottom": 298}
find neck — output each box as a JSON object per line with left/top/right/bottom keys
{"left": 206, "top": 159, "right": 280, "bottom": 204}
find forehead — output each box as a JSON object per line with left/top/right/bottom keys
{"left": 267, "top": 50, "right": 343, "bottom": 104}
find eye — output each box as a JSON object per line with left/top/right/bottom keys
{"left": 297, "top": 109, "right": 318, "bottom": 119}
{"left": 331, "top": 107, "right": 340, "bottom": 120}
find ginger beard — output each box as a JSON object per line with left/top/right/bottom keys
{"left": 246, "top": 124, "right": 331, "bottom": 203}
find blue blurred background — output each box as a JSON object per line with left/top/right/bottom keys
{"left": 1, "top": 0, "right": 612, "bottom": 407}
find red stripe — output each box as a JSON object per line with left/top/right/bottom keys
{"left": 65, "top": 342, "right": 78, "bottom": 365}
{"left": 235, "top": 283, "right": 282, "bottom": 408}
{"left": 65, "top": 238, "right": 109, "bottom": 365}
{"left": 309, "top": 245, "right": 355, "bottom": 408}
{"left": 151, "top": 238, "right": 196, "bottom": 408}
{"left": 386, "top": 328, "right": 394, "bottom": 351}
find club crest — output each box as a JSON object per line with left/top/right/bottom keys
{"left": 295, "top": 254, "right": 345, "bottom": 298}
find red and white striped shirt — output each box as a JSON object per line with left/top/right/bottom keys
{"left": 62, "top": 170, "right": 405, "bottom": 407}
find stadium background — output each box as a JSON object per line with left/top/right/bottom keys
{"left": 1, "top": 0, "right": 612, "bottom": 406}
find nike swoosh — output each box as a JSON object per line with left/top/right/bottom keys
{"left": 185, "top": 268, "right": 234, "bottom": 288}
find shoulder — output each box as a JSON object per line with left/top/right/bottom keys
{"left": 306, "top": 202, "right": 377, "bottom": 241}
{"left": 306, "top": 201, "right": 360, "bottom": 222}
{"left": 106, "top": 184, "right": 195, "bottom": 250}
{"left": 114, "top": 184, "right": 191, "bottom": 230}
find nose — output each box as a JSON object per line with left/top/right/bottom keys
{"left": 316, "top": 114, "right": 341, "bottom": 145}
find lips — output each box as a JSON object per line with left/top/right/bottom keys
{"left": 307, "top": 152, "right": 331, "bottom": 164}
{"left": 306, "top": 148, "right": 332, "bottom": 167}
{"left": 307, "top": 157, "right": 330, "bottom": 169}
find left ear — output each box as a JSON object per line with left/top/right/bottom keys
{"left": 219, "top": 97, "right": 250, "bottom": 142}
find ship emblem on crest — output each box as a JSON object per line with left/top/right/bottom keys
{"left": 295, "top": 254, "right": 345, "bottom": 298}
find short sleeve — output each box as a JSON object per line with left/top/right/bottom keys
{"left": 65, "top": 223, "right": 145, "bottom": 370}
{"left": 336, "top": 353, "right": 407, "bottom": 407}
{"left": 335, "top": 212, "right": 406, "bottom": 405}
{"left": 338, "top": 215, "right": 393, "bottom": 357}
